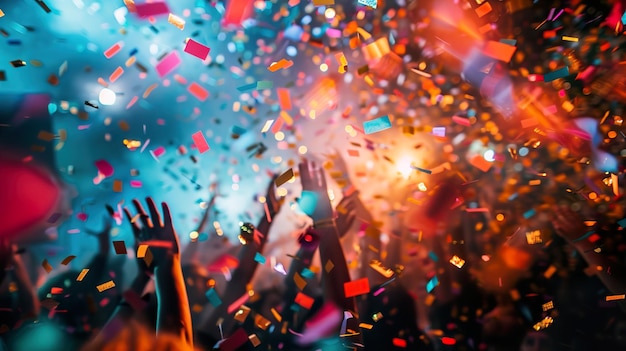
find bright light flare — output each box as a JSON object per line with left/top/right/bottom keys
{"left": 99, "top": 88, "right": 116, "bottom": 105}
{"left": 396, "top": 157, "right": 414, "bottom": 179}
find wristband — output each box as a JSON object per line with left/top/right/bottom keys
{"left": 314, "top": 218, "right": 336, "bottom": 229}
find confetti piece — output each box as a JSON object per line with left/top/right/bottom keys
{"left": 295, "top": 292, "right": 315, "bottom": 309}
{"left": 294, "top": 272, "right": 307, "bottom": 290}
{"left": 392, "top": 338, "right": 407, "bottom": 348}
{"left": 313, "top": 0, "right": 334, "bottom": 5}
{"left": 482, "top": 40, "right": 516, "bottom": 63}
{"left": 104, "top": 42, "right": 123, "bottom": 59}
{"left": 109, "top": 66, "right": 124, "bottom": 83}
{"left": 275, "top": 168, "right": 294, "bottom": 187}
{"left": 168, "top": 13, "right": 185, "bottom": 30}
{"left": 543, "top": 67, "right": 569, "bottom": 82}
{"left": 268, "top": 58, "right": 293, "bottom": 72}
{"left": 10, "top": 60, "right": 26, "bottom": 68}
{"left": 253, "top": 252, "right": 266, "bottom": 265}
{"left": 113, "top": 240, "right": 127, "bottom": 254}
{"left": 96, "top": 280, "right": 116, "bottom": 292}
{"left": 227, "top": 293, "right": 249, "bottom": 314}
{"left": 363, "top": 115, "right": 392, "bottom": 134}
{"left": 42, "top": 259, "right": 53, "bottom": 273}
{"left": 205, "top": 288, "right": 222, "bottom": 307}
{"left": 142, "top": 83, "right": 158, "bottom": 99}
{"left": 298, "top": 191, "right": 319, "bottom": 216}
{"left": 155, "top": 51, "right": 182, "bottom": 78}
{"left": 184, "top": 39, "right": 210, "bottom": 60}
{"left": 426, "top": 276, "right": 439, "bottom": 293}
{"left": 562, "top": 36, "right": 578, "bottom": 42}
{"left": 277, "top": 88, "right": 292, "bottom": 111}
{"left": 469, "top": 155, "right": 493, "bottom": 172}
{"left": 344, "top": 277, "right": 370, "bottom": 298}
{"left": 0, "top": 9, "right": 4, "bottom": 17}
{"left": 237, "top": 82, "right": 257, "bottom": 92}
{"left": 325, "top": 259, "right": 334, "bottom": 272}
{"left": 451, "top": 116, "right": 471, "bottom": 127}
{"left": 136, "top": 244, "right": 149, "bottom": 258}
{"left": 606, "top": 294, "right": 625, "bottom": 301}
{"left": 218, "top": 328, "right": 249, "bottom": 351}
{"left": 359, "top": 323, "right": 373, "bottom": 329}
{"left": 36, "top": 0, "right": 51, "bottom": 13}
{"left": 59, "top": 255, "right": 76, "bottom": 266}
{"left": 474, "top": 2, "right": 492, "bottom": 18}
{"left": 222, "top": 0, "right": 254, "bottom": 26}
{"left": 357, "top": 0, "right": 377, "bottom": 9}
{"left": 248, "top": 334, "right": 261, "bottom": 347}
{"left": 256, "top": 80, "right": 273, "bottom": 90}
{"left": 234, "top": 306, "right": 251, "bottom": 322}
{"left": 95, "top": 160, "right": 114, "bottom": 177}
{"left": 432, "top": 127, "right": 446, "bottom": 137}
{"left": 192, "top": 131, "right": 210, "bottom": 153}
{"left": 76, "top": 269, "right": 90, "bottom": 281}
{"left": 134, "top": 1, "right": 170, "bottom": 18}
{"left": 261, "top": 119, "right": 274, "bottom": 133}
{"left": 112, "top": 179, "right": 122, "bottom": 192}
{"left": 187, "top": 82, "right": 209, "bottom": 101}
{"left": 542, "top": 301, "right": 554, "bottom": 311}
{"left": 442, "top": 337, "right": 456, "bottom": 346}
{"left": 543, "top": 265, "right": 557, "bottom": 279}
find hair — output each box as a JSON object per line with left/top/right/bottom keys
{"left": 81, "top": 319, "right": 196, "bottom": 351}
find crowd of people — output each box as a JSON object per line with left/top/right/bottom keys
{"left": 1, "top": 155, "right": 625, "bottom": 351}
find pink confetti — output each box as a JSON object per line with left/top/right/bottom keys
{"left": 192, "top": 131, "right": 210, "bottom": 153}
{"left": 155, "top": 51, "right": 182, "bottom": 78}
{"left": 95, "top": 160, "right": 114, "bottom": 177}
{"left": 77, "top": 213, "right": 88, "bottom": 221}
{"left": 152, "top": 146, "right": 166, "bottom": 157}
{"left": 183, "top": 39, "right": 210, "bottom": 60}
{"left": 134, "top": 1, "right": 170, "bottom": 18}
{"left": 129, "top": 180, "right": 142, "bottom": 188}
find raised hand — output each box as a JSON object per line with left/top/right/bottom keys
{"left": 335, "top": 192, "right": 358, "bottom": 239}
{"left": 129, "top": 198, "right": 180, "bottom": 268}
{"left": 265, "top": 174, "right": 284, "bottom": 219}
{"left": 553, "top": 206, "right": 592, "bottom": 245}
{"left": 298, "top": 159, "right": 333, "bottom": 222}
{"left": 85, "top": 205, "right": 114, "bottom": 252}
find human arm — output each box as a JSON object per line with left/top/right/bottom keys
{"left": 553, "top": 207, "right": 626, "bottom": 294}
{"left": 299, "top": 160, "right": 358, "bottom": 332}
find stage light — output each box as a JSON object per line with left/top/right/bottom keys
{"left": 396, "top": 157, "right": 413, "bottom": 179}
{"left": 324, "top": 8, "right": 336, "bottom": 20}
{"left": 98, "top": 88, "right": 116, "bottom": 105}
{"left": 483, "top": 149, "right": 495, "bottom": 162}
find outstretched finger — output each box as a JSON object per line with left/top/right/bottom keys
{"left": 123, "top": 208, "right": 141, "bottom": 235}
{"left": 133, "top": 199, "right": 152, "bottom": 228}
{"left": 161, "top": 202, "right": 173, "bottom": 228}
{"left": 146, "top": 197, "right": 162, "bottom": 228}
{"left": 298, "top": 161, "right": 312, "bottom": 188}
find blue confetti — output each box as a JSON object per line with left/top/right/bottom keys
{"left": 523, "top": 209, "right": 536, "bottom": 219}
{"left": 543, "top": 67, "right": 569, "bottom": 82}
{"left": 254, "top": 252, "right": 266, "bottom": 264}
{"left": 363, "top": 115, "right": 392, "bottom": 135}
{"left": 205, "top": 288, "right": 222, "bottom": 307}
{"left": 426, "top": 276, "right": 439, "bottom": 293}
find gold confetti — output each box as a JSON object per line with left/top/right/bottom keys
{"left": 606, "top": 294, "right": 625, "bottom": 301}
{"left": 76, "top": 269, "right": 90, "bottom": 281}
{"left": 449, "top": 255, "right": 466, "bottom": 268}
{"left": 96, "top": 280, "right": 116, "bottom": 292}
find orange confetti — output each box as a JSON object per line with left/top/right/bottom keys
{"left": 109, "top": 66, "right": 124, "bottom": 83}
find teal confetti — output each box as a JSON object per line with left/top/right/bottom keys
{"left": 205, "top": 288, "right": 222, "bottom": 307}
{"left": 426, "top": 276, "right": 439, "bottom": 293}
{"left": 254, "top": 252, "right": 266, "bottom": 264}
{"left": 363, "top": 115, "right": 392, "bottom": 135}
